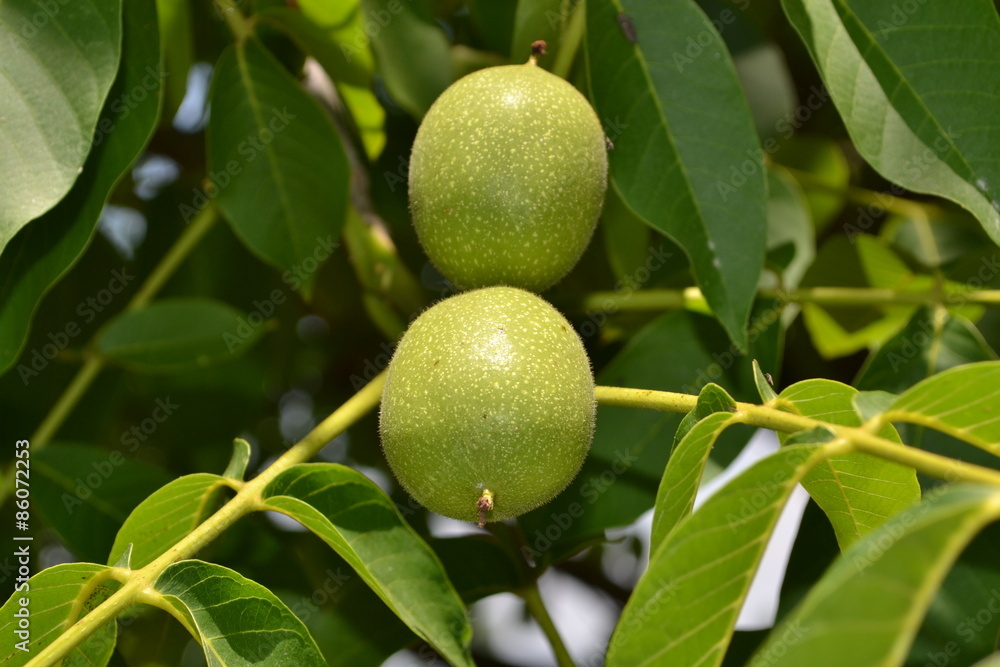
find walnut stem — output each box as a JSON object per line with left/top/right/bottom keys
{"left": 477, "top": 489, "right": 495, "bottom": 527}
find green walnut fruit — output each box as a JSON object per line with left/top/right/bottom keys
{"left": 408, "top": 60, "right": 608, "bottom": 292}
{"left": 379, "top": 286, "right": 595, "bottom": 524}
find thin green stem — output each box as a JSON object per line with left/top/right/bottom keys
{"left": 552, "top": 0, "right": 585, "bottom": 80}
{"left": 521, "top": 583, "right": 575, "bottom": 667}
{"left": 127, "top": 206, "right": 220, "bottom": 310}
{"left": 213, "top": 0, "right": 251, "bottom": 41}
{"left": 567, "top": 284, "right": 1000, "bottom": 315}
{"left": 28, "top": 205, "right": 218, "bottom": 451}
{"left": 594, "top": 386, "right": 1000, "bottom": 487}
{"left": 780, "top": 163, "right": 942, "bottom": 222}
{"left": 27, "top": 372, "right": 386, "bottom": 666}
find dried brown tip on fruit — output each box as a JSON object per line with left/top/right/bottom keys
{"left": 476, "top": 489, "right": 495, "bottom": 527}
{"left": 531, "top": 40, "right": 547, "bottom": 57}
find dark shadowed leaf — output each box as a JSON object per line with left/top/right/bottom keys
{"left": 260, "top": 463, "right": 473, "bottom": 667}
{"left": 33, "top": 443, "right": 171, "bottom": 563}
{"left": 586, "top": 0, "right": 768, "bottom": 348}
{"left": 108, "top": 473, "right": 233, "bottom": 568}
{"left": 95, "top": 298, "right": 263, "bottom": 373}
{"left": 857, "top": 307, "right": 997, "bottom": 394}
{"left": 0, "top": 0, "right": 160, "bottom": 375}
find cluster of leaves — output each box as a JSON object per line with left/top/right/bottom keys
{"left": 1, "top": 0, "right": 999, "bottom": 665}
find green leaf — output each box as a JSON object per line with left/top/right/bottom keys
{"left": 856, "top": 307, "right": 997, "bottom": 394}
{"left": 155, "top": 0, "right": 192, "bottom": 119}
{"left": 32, "top": 444, "right": 171, "bottom": 563}
{"left": 94, "top": 298, "right": 263, "bottom": 373}
{"left": 852, "top": 390, "right": 897, "bottom": 423}
{"left": 607, "top": 445, "right": 826, "bottom": 666}
{"left": 754, "top": 484, "right": 1000, "bottom": 666}
{"left": 586, "top": 0, "right": 768, "bottom": 349}
{"left": 651, "top": 405, "right": 739, "bottom": 551}
{"left": 0, "top": 0, "right": 160, "bottom": 375}
{"left": 752, "top": 358, "right": 779, "bottom": 403}
{"left": 337, "top": 82, "right": 386, "bottom": 160}
{"left": 259, "top": 463, "right": 473, "bottom": 667}
{"left": 0, "top": 0, "right": 122, "bottom": 237}
{"left": 774, "top": 135, "right": 849, "bottom": 232}
{"left": 601, "top": 187, "right": 658, "bottom": 287}
{"left": 108, "top": 473, "right": 233, "bottom": 568}
{"left": 781, "top": 0, "right": 1000, "bottom": 244}
{"left": 360, "top": 0, "right": 451, "bottom": 118}
{"left": 223, "top": 438, "right": 252, "bottom": 481}
{"left": 908, "top": 524, "right": 1000, "bottom": 666}
{"left": 883, "top": 361, "right": 1000, "bottom": 456}
{"left": 152, "top": 560, "right": 325, "bottom": 666}
{"left": 207, "top": 37, "right": 349, "bottom": 294}
{"left": 671, "top": 382, "right": 738, "bottom": 448}
{"left": 511, "top": 0, "right": 563, "bottom": 69}
{"left": 258, "top": 3, "right": 372, "bottom": 87}
{"left": 0, "top": 563, "right": 119, "bottom": 665}
{"left": 778, "top": 378, "right": 921, "bottom": 549}
{"left": 294, "top": 535, "right": 520, "bottom": 667}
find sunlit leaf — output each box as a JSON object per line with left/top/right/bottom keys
{"left": 778, "top": 378, "right": 920, "bottom": 549}
{"left": 153, "top": 560, "right": 325, "bottom": 665}
{"left": 755, "top": 484, "right": 1000, "bottom": 666}
{"left": 0, "top": 563, "right": 119, "bottom": 665}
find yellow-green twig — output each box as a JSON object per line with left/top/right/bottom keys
{"left": 27, "top": 372, "right": 386, "bottom": 666}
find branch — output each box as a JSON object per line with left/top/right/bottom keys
{"left": 594, "top": 386, "right": 1000, "bottom": 487}
{"left": 564, "top": 284, "right": 1000, "bottom": 314}
{"left": 27, "top": 372, "right": 387, "bottom": 666}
